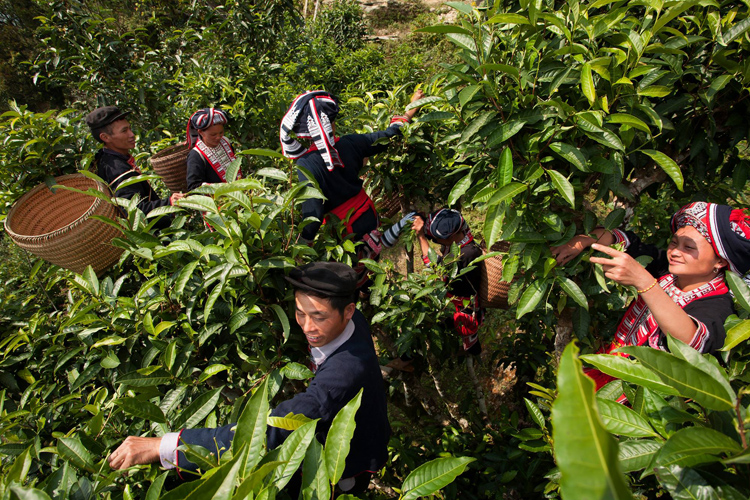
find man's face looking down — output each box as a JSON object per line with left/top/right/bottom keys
{"left": 294, "top": 291, "right": 355, "bottom": 348}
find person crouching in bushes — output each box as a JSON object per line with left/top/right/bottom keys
{"left": 185, "top": 108, "right": 242, "bottom": 191}
{"left": 551, "top": 202, "right": 750, "bottom": 397}
{"left": 413, "top": 209, "right": 484, "bottom": 355}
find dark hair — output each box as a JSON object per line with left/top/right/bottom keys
{"left": 92, "top": 122, "right": 115, "bottom": 144}
{"left": 294, "top": 288, "right": 356, "bottom": 316}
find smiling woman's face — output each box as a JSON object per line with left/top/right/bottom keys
{"left": 667, "top": 225, "right": 727, "bottom": 290}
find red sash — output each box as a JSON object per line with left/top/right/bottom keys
{"left": 194, "top": 137, "right": 240, "bottom": 182}
{"left": 327, "top": 188, "right": 376, "bottom": 235}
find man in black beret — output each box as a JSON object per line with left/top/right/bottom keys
{"left": 86, "top": 106, "right": 185, "bottom": 229}
{"left": 108, "top": 262, "right": 390, "bottom": 495}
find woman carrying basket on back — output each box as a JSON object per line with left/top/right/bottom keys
{"left": 185, "top": 108, "right": 242, "bottom": 191}
{"left": 551, "top": 202, "right": 750, "bottom": 393}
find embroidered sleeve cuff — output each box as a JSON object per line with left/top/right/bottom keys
{"left": 159, "top": 432, "right": 180, "bottom": 469}
{"left": 686, "top": 315, "right": 710, "bottom": 353}
{"left": 610, "top": 228, "right": 630, "bottom": 248}
{"left": 390, "top": 115, "right": 410, "bottom": 126}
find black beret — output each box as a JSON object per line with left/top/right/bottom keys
{"left": 285, "top": 262, "right": 357, "bottom": 297}
{"left": 86, "top": 106, "right": 131, "bottom": 133}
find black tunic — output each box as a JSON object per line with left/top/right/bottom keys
{"left": 296, "top": 125, "right": 403, "bottom": 240}
{"left": 185, "top": 150, "right": 225, "bottom": 191}
{"left": 95, "top": 148, "right": 172, "bottom": 229}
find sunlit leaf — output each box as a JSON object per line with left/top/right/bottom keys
{"left": 581, "top": 354, "right": 677, "bottom": 396}
{"left": 57, "top": 437, "right": 94, "bottom": 472}
{"left": 580, "top": 62, "right": 596, "bottom": 105}
{"left": 172, "top": 387, "right": 223, "bottom": 429}
{"left": 549, "top": 142, "right": 587, "bottom": 171}
{"left": 114, "top": 398, "right": 167, "bottom": 423}
{"left": 273, "top": 420, "right": 317, "bottom": 489}
{"left": 641, "top": 150, "right": 683, "bottom": 191}
{"left": 618, "top": 440, "right": 662, "bottom": 473}
{"left": 551, "top": 342, "right": 633, "bottom": 500}
{"left": 516, "top": 280, "right": 549, "bottom": 319}
{"left": 325, "top": 390, "right": 363, "bottom": 484}
{"left": 547, "top": 169, "right": 575, "bottom": 208}
{"left": 234, "top": 378, "right": 269, "bottom": 474}
{"left": 617, "top": 346, "right": 735, "bottom": 410}
{"left": 558, "top": 277, "right": 588, "bottom": 310}
{"left": 401, "top": 456, "right": 475, "bottom": 500}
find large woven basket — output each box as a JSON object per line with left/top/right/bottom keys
{"left": 362, "top": 174, "right": 404, "bottom": 220}
{"left": 150, "top": 143, "right": 189, "bottom": 193}
{"left": 4, "top": 174, "right": 124, "bottom": 274}
{"left": 374, "top": 189, "right": 403, "bottom": 219}
{"left": 479, "top": 241, "right": 512, "bottom": 309}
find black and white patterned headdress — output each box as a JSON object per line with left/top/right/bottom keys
{"left": 279, "top": 91, "right": 342, "bottom": 171}
{"left": 186, "top": 108, "right": 228, "bottom": 148}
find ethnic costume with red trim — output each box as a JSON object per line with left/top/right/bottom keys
{"left": 279, "top": 91, "right": 410, "bottom": 285}
{"left": 185, "top": 108, "right": 242, "bottom": 191}
{"left": 584, "top": 202, "right": 750, "bottom": 395}
{"left": 423, "top": 209, "right": 484, "bottom": 353}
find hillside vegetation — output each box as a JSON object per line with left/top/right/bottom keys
{"left": 3, "top": 0, "right": 750, "bottom": 499}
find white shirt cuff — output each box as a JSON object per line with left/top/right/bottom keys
{"left": 159, "top": 432, "right": 180, "bottom": 469}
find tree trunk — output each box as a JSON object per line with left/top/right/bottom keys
{"left": 554, "top": 308, "right": 573, "bottom": 365}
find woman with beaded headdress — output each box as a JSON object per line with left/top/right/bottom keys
{"left": 552, "top": 202, "right": 750, "bottom": 393}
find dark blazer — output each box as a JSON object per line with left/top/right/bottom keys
{"left": 95, "top": 148, "right": 172, "bottom": 229}
{"left": 177, "top": 310, "right": 390, "bottom": 479}
{"left": 296, "top": 125, "right": 403, "bottom": 240}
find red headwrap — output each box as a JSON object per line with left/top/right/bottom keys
{"left": 671, "top": 201, "right": 750, "bottom": 276}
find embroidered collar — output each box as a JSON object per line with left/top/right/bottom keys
{"left": 194, "top": 137, "right": 237, "bottom": 181}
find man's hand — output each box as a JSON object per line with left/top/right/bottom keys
{"left": 169, "top": 192, "right": 186, "bottom": 206}
{"left": 590, "top": 243, "right": 654, "bottom": 290}
{"left": 108, "top": 436, "right": 161, "bottom": 470}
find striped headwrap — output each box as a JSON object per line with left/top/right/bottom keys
{"left": 279, "top": 91, "right": 342, "bottom": 171}
{"left": 671, "top": 201, "right": 750, "bottom": 277}
{"left": 186, "top": 108, "right": 229, "bottom": 148}
{"left": 425, "top": 209, "right": 471, "bottom": 243}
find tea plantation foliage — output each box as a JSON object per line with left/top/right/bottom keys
{"left": 4, "top": 0, "right": 750, "bottom": 498}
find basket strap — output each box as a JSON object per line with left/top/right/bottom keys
{"left": 109, "top": 168, "right": 138, "bottom": 189}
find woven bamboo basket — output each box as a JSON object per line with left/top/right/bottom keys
{"left": 150, "top": 143, "right": 189, "bottom": 193}
{"left": 362, "top": 172, "right": 404, "bottom": 220}
{"left": 4, "top": 174, "right": 124, "bottom": 274}
{"left": 479, "top": 241, "right": 512, "bottom": 309}
{"left": 375, "top": 190, "right": 403, "bottom": 219}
